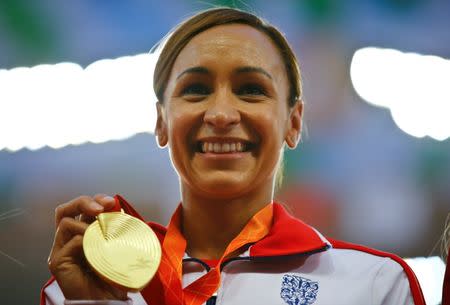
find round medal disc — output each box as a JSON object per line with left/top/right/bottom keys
{"left": 83, "top": 212, "right": 161, "bottom": 292}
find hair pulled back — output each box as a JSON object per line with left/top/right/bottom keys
{"left": 153, "top": 7, "right": 302, "bottom": 107}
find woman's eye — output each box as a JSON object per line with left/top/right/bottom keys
{"left": 237, "top": 84, "right": 266, "bottom": 96}
{"left": 181, "top": 83, "right": 211, "bottom": 96}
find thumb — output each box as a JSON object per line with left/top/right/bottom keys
{"left": 93, "top": 194, "right": 117, "bottom": 210}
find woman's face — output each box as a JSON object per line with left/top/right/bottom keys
{"left": 156, "top": 24, "right": 302, "bottom": 199}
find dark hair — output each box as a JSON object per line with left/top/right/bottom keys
{"left": 153, "top": 7, "right": 302, "bottom": 107}
{"left": 153, "top": 7, "right": 303, "bottom": 191}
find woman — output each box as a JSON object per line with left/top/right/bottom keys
{"left": 41, "top": 8, "right": 426, "bottom": 305}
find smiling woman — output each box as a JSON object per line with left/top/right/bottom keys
{"left": 41, "top": 7, "right": 425, "bottom": 305}
{"left": 156, "top": 22, "right": 301, "bottom": 206}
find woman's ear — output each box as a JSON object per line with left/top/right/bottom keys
{"left": 285, "top": 100, "right": 303, "bottom": 149}
{"left": 155, "top": 102, "right": 168, "bottom": 148}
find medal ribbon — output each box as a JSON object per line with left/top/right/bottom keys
{"left": 157, "top": 203, "right": 273, "bottom": 305}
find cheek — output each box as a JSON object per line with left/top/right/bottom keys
{"left": 166, "top": 104, "right": 203, "bottom": 159}
{"left": 249, "top": 104, "right": 287, "bottom": 146}
{"left": 166, "top": 109, "right": 194, "bottom": 177}
{"left": 167, "top": 105, "right": 194, "bottom": 141}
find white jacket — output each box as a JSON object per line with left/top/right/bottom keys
{"left": 41, "top": 196, "right": 426, "bottom": 305}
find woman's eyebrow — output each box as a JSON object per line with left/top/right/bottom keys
{"left": 176, "top": 66, "right": 210, "bottom": 80}
{"left": 176, "top": 66, "right": 273, "bottom": 80}
{"left": 235, "top": 66, "right": 273, "bottom": 80}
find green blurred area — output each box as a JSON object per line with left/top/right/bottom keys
{"left": 0, "top": 0, "right": 56, "bottom": 65}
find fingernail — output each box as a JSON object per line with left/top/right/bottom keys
{"left": 102, "top": 196, "right": 115, "bottom": 203}
{"left": 90, "top": 201, "right": 104, "bottom": 211}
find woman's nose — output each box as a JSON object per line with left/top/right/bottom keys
{"left": 203, "top": 90, "right": 240, "bottom": 129}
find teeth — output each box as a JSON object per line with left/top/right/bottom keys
{"left": 223, "top": 143, "right": 230, "bottom": 152}
{"left": 213, "top": 143, "right": 220, "bottom": 153}
{"left": 200, "top": 141, "right": 247, "bottom": 153}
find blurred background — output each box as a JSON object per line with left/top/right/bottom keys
{"left": 0, "top": 0, "right": 449, "bottom": 304}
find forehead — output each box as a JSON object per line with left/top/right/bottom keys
{"left": 171, "top": 23, "right": 286, "bottom": 76}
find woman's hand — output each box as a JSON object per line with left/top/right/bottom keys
{"left": 47, "top": 194, "right": 128, "bottom": 301}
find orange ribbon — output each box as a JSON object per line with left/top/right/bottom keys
{"left": 157, "top": 203, "right": 273, "bottom": 305}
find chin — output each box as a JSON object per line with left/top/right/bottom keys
{"left": 195, "top": 176, "right": 253, "bottom": 199}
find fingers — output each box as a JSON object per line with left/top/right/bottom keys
{"left": 48, "top": 217, "right": 87, "bottom": 274}
{"left": 48, "top": 217, "right": 88, "bottom": 268}
{"left": 48, "top": 233, "right": 83, "bottom": 271}
{"left": 55, "top": 195, "right": 102, "bottom": 228}
{"left": 49, "top": 194, "right": 117, "bottom": 275}
{"left": 55, "top": 194, "right": 116, "bottom": 227}
{"left": 80, "top": 194, "right": 116, "bottom": 223}
{"left": 55, "top": 234, "right": 84, "bottom": 262}
{"left": 54, "top": 217, "right": 89, "bottom": 250}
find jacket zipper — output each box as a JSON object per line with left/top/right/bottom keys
{"left": 220, "top": 244, "right": 330, "bottom": 270}
{"left": 206, "top": 296, "right": 217, "bottom": 305}
{"left": 182, "top": 244, "right": 330, "bottom": 305}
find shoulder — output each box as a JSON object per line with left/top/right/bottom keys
{"left": 326, "top": 238, "right": 426, "bottom": 305}
{"left": 328, "top": 238, "right": 419, "bottom": 280}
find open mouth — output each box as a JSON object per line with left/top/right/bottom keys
{"left": 195, "top": 141, "right": 255, "bottom": 154}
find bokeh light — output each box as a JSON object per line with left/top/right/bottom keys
{"left": 351, "top": 47, "right": 450, "bottom": 141}
{"left": 0, "top": 53, "right": 158, "bottom": 152}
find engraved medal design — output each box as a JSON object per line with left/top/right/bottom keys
{"left": 83, "top": 211, "right": 161, "bottom": 292}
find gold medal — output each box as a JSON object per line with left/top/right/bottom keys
{"left": 83, "top": 211, "right": 161, "bottom": 292}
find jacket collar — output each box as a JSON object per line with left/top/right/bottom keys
{"left": 249, "top": 203, "right": 330, "bottom": 257}
{"left": 115, "top": 194, "right": 331, "bottom": 258}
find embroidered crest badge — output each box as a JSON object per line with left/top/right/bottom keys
{"left": 280, "top": 274, "right": 319, "bottom": 305}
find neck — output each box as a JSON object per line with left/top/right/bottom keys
{"left": 180, "top": 182, "right": 274, "bottom": 260}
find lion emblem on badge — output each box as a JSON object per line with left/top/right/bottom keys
{"left": 280, "top": 274, "right": 319, "bottom": 305}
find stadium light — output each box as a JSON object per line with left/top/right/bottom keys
{"left": 0, "top": 53, "right": 158, "bottom": 152}
{"left": 350, "top": 47, "right": 450, "bottom": 141}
